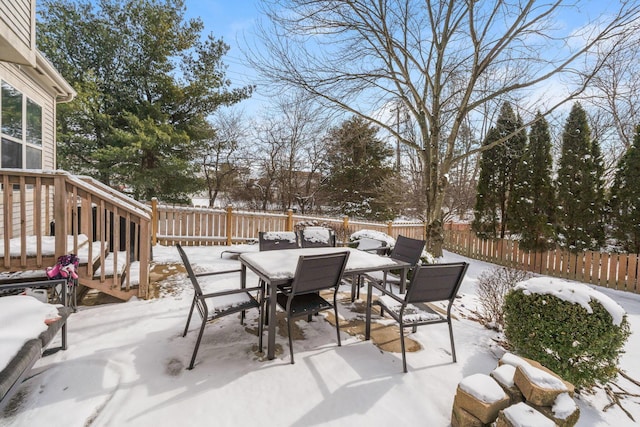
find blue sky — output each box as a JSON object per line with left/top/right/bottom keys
{"left": 182, "top": 0, "right": 266, "bottom": 114}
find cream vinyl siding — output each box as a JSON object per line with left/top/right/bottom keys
{"left": 0, "top": 62, "right": 57, "bottom": 170}
{"left": 0, "top": 0, "right": 36, "bottom": 66}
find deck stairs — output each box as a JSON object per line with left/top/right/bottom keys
{"left": 0, "top": 170, "right": 152, "bottom": 301}
{"left": 0, "top": 235, "right": 141, "bottom": 301}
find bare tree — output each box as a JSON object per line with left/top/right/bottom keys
{"left": 201, "top": 110, "right": 248, "bottom": 207}
{"left": 585, "top": 26, "right": 640, "bottom": 179}
{"left": 249, "top": 0, "right": 640, "bottom": 255}
{"left": 254, "top": 91, "right": 329, "bottom": 212}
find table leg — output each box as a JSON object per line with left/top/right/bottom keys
{"left": 365, "top": 281, "right": 373, "bottom": 340}
{"left": 400, "top": 267, "right": 408, "bottom": 294}
{"left": 240, "top": 265, "right": 247, "bottom": 324}
{"left": 267, "top": 282, "right": 277, "bottom": 360}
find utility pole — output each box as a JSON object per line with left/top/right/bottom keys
{"left": 394, "top": 101, "right": 401, "bottom": 172}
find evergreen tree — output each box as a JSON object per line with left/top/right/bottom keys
{"left": 610, "top": 125, "right": 640, "bottom": 253}
{"left": 472, "top": 102, "right": 526, "bottom": 238}
{"left": 508, "top": 112, "right": 555, "bottom": 251}
{"left": 323, "top": 117, "right": 394, "bottom": 220}
{"left": 587, "top": 138, "right": 606, "bottom": 247}
{"left": 473, "top": 127, "right": 501, "bottom": 239}
{"left": 556, "top": 102, "right": 605, "bottom": 251}
{"left": 37, "top": 0, "right": 252, "bottom": 202}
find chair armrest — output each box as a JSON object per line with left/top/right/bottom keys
{"left": 0, "top": 279, "right": 69, "bottom": 307}
{"left": 369, "top": 281, "right": 405, "bottom": 305}
{"left": 195, "top": 269, "right": 242, "bottom": 278}
{"left": 201, "top": 286, "right": 262, "bottom": 299}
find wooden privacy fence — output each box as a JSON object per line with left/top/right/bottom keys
{"left": 151, "top": 199, "right": 426, "bottom": 246}
{"left": 444, "top": 230, "right": 639, "bottom": 294}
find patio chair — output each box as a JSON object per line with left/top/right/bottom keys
{"left": 367, "top": 262, "right": 468, "bottom": 372}
{"left": 177, "top": 244, "right": 263, "bottom": 370}
{"left": 361, "top": 235, "right": 426, "bottom": 296}
{"left": 276, "top": 251, "right": 350, "bottom": 364}
{"left": 354, "top": 237, "right": 388, "bottom": 255}
{"left": 299, "top": 227, "right": 337, "bottom": 248}
{"left": 258, "top": 231, "right": 299, "bottom": 251}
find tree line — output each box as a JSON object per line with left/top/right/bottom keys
{"left": 37, "top": 0, "right": 640, "bottom": 256}
{"left": 473, "top": 102, "right": 640, "bottom": 254}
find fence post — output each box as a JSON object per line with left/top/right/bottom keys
{"left": 286, "top": 209, "right": 294, "bottom": 231}
{"left": 387, "top": 220, "right": 393, "bottom": 237}
{"left": 53, "top": 174, "right": 68, "bottom": 258}
{"left": 343, "top": 215, "right": 349, "bottom": 231}
{"left": 226, "top": 205, "right": 233, "bottom": 245}
{"left": 151, "top": 197, "right": 158, "bottom": 246}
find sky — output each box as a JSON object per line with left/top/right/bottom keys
{"left": 1, "top": 244, "right": 639, "bottom": 426}
{"left": 181, "top": 0, "right": 266, "bottom": 116}
{"left": 175, "top": 0, "right": 621, "bottom": 121}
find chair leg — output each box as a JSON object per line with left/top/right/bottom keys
{"left": 448, "top": 318, "right": 457, "bottom": 363}
{"left": 287, "top": 315, "right": 295, "bottom": 364}
{"left": 258, "top": 290, "right": 264, "bottom": 352}
{"left": 400, "top": 321, "right": 407, "bottom": 373}
{"left": 188, "top": 318, "right": 207, "bottom": 370}
{"left": 183, "top": 297, "right": 197, "bottom": 337}
{"left": 333, "top": 292, "right": 341, "bottom": 347}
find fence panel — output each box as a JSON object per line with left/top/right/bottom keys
{"left": 442, "top": 229, "right": 640, "bottom": 294}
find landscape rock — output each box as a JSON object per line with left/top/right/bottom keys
{"left": 495, "top": 402, "right": 555, "bottom": 427}
{"left": 514, "top": 363, "right": 568, "bottom": 407}
{"left": 453, "top": 374, "right": 510, "bottom": 424}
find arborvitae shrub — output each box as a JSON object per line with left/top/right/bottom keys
{"left": 504, "top": 288, "right": 630, "bottom": 389}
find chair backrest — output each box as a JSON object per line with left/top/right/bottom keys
{"left": 259, "top": 231, "right": 299, "bottom": 251}
{"left": 176, "top": 244, "right": 204, "bottom": 298}
{"left": 356, "top": 237, "right": 387, "bottom": 251}
{"left": 290, "top": 252, "right": 350, "bottom": 295}
{"left": 405, "top": 262, "right": 468, "bottom": 305}
{"left": 299, "top": 227, "right": 336, "bottom": 248}
{"left": 389, "top": 235, "right": 426, "bottom": 266}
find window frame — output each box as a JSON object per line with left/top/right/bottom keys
{"left": 0, "top": 80, "right": 43, "bottom": 169}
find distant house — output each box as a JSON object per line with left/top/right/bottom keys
{"left": 0, "top": 0, "right": 75, "bottom": 170}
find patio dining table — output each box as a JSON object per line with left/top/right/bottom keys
{"left": 239, "top": 247, "right": 411, "bottom": 360}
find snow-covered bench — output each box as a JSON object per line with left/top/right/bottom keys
{"left": 0, "top": 279, "right": 72, "bottom": 410}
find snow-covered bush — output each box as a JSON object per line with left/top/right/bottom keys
{"left": 503, "top": 278, "right": 630, "bottom": 389}
{"left": 476, "top": 267, "right": 532, "bottom": 330}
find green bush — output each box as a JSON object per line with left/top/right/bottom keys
{"left": 504, "top": 287, "right": 630, "bottom": 389}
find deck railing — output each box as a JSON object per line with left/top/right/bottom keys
{"left": 0, "top": 170, "right": 152, "bottom": 298}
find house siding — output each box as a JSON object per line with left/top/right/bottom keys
{"left": 0, "top": 61, "right": 58, "bottom": 170}
{"left": 0, "top": 0, "right": 36, "bottom": 66}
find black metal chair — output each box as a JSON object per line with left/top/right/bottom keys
{"left": 258, "top": 231, "right": 299, "bottom": 251}
{"left": 362, "top": 235, "right": 426, "bottom": 295}
{"left": 276, "top": 251, "right": 350, "bottom": 364}
{"left": 367, "top": 262, "right": 468, "bottom": 372}
{"left": 177, "top": 244, "right": 263, "bottom": 370}
{"left": 299, "top": 227, "right": 337, "bottom": 248}
{"left": 354, "top": 237, "right": 388, "bottom": 255}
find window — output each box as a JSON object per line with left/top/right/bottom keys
{"left": 0, "top": 80, "right": 43, "bottom": 169}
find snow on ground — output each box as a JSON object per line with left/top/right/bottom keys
{"left": 1, "top": 246, "right": 639, "bottom": 426}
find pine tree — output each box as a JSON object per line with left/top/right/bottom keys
{"left": 587, "top": 138, "right": 606, "bottom": 248}
{"left": 556, "top": 103, "right": 604, "bottom": 251}
{"left": 509, "top": 112, "right": 555, "bottom": 251}
{"left": 323, "top": 116, "right": 394, "bottom": 220}
{"left": 472, "top": 102, "right": 525, "bottom": 238}
{"left": 473, "top": 127, "right": 501, "bottom": 239}
{"left": 610, "top": 125, "right": 640, "bottom": 253}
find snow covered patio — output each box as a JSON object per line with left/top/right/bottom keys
{"left": 1, "top": 245, "right": 639, "bottom": 426}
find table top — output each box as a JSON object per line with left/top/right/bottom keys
{"left": 239, "top": 247, "right": 409, "bottom": 283}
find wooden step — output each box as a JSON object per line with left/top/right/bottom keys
{"left": 93, "top": 251, "right": 128, "bottom": 278}
{"left": 0, "top": 234, "right": 89, "bottom": 258}
{"left": 77, "top": 241, "right": 109, "bottom": 267}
